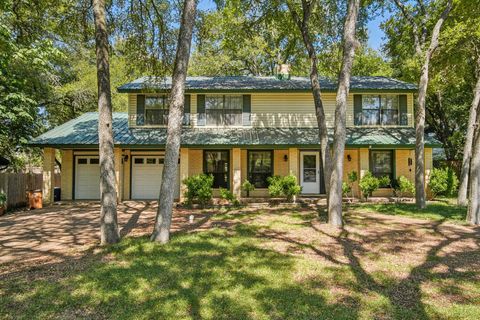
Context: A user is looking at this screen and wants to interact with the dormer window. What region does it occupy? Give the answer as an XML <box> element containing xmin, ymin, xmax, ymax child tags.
<box><xmin>145</xmin><ymin>96</ymin><xmax>168</xmax><ymax>125</ymax></box>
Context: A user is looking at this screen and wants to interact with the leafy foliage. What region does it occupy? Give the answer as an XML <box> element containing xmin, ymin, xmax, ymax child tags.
<box><xmin>241</xmin><ymin>179</ymin><xmax>255</xmax><ymax>197</ymax></box>
<box><xmin>342</xmin><ymin>182</ymin><xmax>351</xmax><ymax>197</ymax></box>
<box><xmin>395</xmin><ymin>176</ymin><xmax>415</xmax><ymax>198</ymax></box>
<box><xmin>267</xmin><ymin>175</ymin><xmax>302</xmax><ymax>202</ymax></box>
<box><xmin>0</xmin><ymin>192</ymin><xmax>6</xmax><ymax>207</ymax></box>
<box><xmin>182</xmin><ymin>174</ymin><xmax>214</xmax><ymax>206</ymax></box>
<box><xmin>219</xmin><ymin>187</ymin><xmax>240</xmax><ymax>206</ymax></box>
<box><xmin>359</xmin><ymin>171</ymin><xmax>387</xmax><ymax>200</ymax></box>
<box><xmin>428</xmin><ymin>167</ymin><xmax>458</xmax><ymax>199</ymax></box>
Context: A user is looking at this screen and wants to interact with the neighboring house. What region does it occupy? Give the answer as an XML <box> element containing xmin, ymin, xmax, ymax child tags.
<box><xmin>31</xmin><ymin>75</ymin><xmax>440</xmax><ymax>203</ymax></box>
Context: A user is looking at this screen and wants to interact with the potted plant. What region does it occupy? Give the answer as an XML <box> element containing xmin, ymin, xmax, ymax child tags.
<box><xmin>0</xmin><ymin>192</ymin><xmax>6</xmax><ymax>215</ymax></box>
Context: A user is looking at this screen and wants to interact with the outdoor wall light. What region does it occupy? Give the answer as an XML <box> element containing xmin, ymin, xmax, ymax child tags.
<box><xmin>284</xmin><ymin>154</ymin><xmax>288</xmax><ymax>162</ymax></box>
<box><xmin>408</xmin><ymin>158</ymin><xmax>413</xmax><ymax>166</ymax></box>
<box><xmin>347</xmin><ymin>154</ymin><xmax>352</xmax><ymax>162</ymax></box>
<box><xmin>123</xmin><ymin>155</ymin><xmax>129</xmax><ymax>162</ymax></box>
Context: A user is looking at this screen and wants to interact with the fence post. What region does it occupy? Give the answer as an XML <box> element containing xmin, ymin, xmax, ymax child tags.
<box><xmin>0</xmin><ymin>173</ymin><xmax>8</xmax><ymax>210</ymax></box>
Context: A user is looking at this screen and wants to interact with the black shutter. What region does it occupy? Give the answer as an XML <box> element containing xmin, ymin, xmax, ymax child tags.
<box><xmin>354</xmin><ymin>94</ymin><xmax>362</xmax><ymax>125</ymax></box>
<box><xmin>242</xmin><ymin>95</ymin><xmax>251</xmax><ymax>126</ymax></box>
<box><xmin>136</xmin><ymin>95</ymin><xmax>145</xmax><ymax>125</ymax></box>
<box><xmin>183</xmin><ymin>94</ymin><xmax>191</xmax><ymax>125</ymax></box>
<box><xmin>197</xmin><ymin>94</ymin><xmax>206</xmax><ymax>126</ymax></box>
<box><xmin>399</xmin><ymin>95</ymin><xmax>408</xmax><ymax>125</ymax></box>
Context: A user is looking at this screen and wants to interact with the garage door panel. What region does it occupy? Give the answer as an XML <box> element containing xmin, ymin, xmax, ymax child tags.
<box><xmin>131</xmin><ymin>156</ymin><xmax>179</xmax><ymax>200</ymax></box>
<box><xmin>75</xmin><ymin>156</ymin><xmax>100</xmax><ymax>200</ymax></box>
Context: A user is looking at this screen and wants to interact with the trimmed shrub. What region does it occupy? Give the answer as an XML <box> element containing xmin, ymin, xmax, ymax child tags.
<box><xmin>342</xmin><ymin>182</ymin><xmax>351</xmax><ymax>197</ymax></box>
<box><xmin>183</xmin><ymin>174</ymin><xmax>213</xmax><ymax>206</ymax></box>
<box><xmin>219</xmin><ymin>188</ymin><xmax>240</xmax><ymax>206</ymax></box>
<box><xmin>358</xmin><ymin>171</ymin><xmax>380</xmax><ymax>200</ymax></box>
<box><xmin>395</xmin><ymin>176</ymin><xmax>415</xmax><ymax>198</ymax></box>
<box><xmin>267</xmin><ymin>176</ymin><xmax>283</xmax><ymax>198</ymax></box>
<box><xmin>267</xmin><ymin>174</ymin><xmax>302</xmax><ymax>202</ymax></box>
<box><xmin>378</xmin><ymin>175</ymin><xmax>392</xmax><ymax>188</ymax></box>
<box><xmin>429</xmin><ymin>167</ymin><xmax>458</xmax><ymax>198</ymax></box>
<box><xmin>346</xmin><ymin>170</ymin><xmax>358</xmax><ymax>198</ymax></box>
<box><xmin>241</xmin><ymin>179</ymin><xmax>255</xmax><ymax>197</ymax></box>
<box><xmin>446</xmin><ymin>167</ymin><xmax>459</xmax><ymax>196</ymax></box>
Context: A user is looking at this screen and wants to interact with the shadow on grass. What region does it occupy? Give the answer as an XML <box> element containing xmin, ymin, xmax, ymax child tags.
<box><xmin>0</xmin><ymin>224</ymin><xmax>359</xmax><ymax>319</ymax></box>
<box><xmin>351</xmin><ymin>202</ymin><xmax>467</xmax><ymax>222</ymax></box>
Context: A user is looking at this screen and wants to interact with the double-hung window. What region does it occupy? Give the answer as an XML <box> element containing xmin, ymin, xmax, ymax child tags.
<box><xmin>248</xmin><ymin>151</ymin><xmax>273</xmax><ymax>188</ymax></box>
<box><xmin>370</xmin><ymin>150</ymin><xmax>394</xmax><ymax>187</ymax></box>
<box><xmin>206</xmin><ymin>95</ymin><xmax>242</xmax><ymax>126</ymax></box>
<box><xmin>145</xmin><ymin>96</ymin><xmax>168</xmax><ymax>125</ymax></box>
<box><xmin>361</xmin><ymin>95</ymin><xmax>399</xmax><ymax>126</ymax></box>
<box><xmin>204</xmin><ymin>150</ymin><xmax>229</xmax><ymax>188</ymax></box>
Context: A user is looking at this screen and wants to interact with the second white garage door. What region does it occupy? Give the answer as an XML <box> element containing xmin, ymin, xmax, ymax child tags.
<box><xmin>131</xmin><ymin>156</ymin><xmax>180</xmax><ymax>200</ymax></box>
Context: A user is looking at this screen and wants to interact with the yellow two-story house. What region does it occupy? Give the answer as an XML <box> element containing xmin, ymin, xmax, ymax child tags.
<box><xmin>31</xmin><ymin>75</ymin><xmax>440</xmax><ymax>202</ymax></box>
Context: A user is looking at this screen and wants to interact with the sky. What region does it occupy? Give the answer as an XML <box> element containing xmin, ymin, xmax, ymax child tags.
<box><xmin>197</xmin><ymin>0</ymin><xmax>388</xmax><ymax>52</ymax></box>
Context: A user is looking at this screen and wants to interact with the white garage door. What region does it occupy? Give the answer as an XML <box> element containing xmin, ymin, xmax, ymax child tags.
<box><xmin>131</xmin><ymin>156</ymin><xmax>180</xmax><ymax>200</ymax></box>
<box><xmin>75</xmin><ymin>156</ymin><xmax>100</xmax><ymax>200</ymax></box>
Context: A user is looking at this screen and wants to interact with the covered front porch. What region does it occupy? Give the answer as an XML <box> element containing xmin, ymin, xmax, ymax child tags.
<box><xmin>40</xmin><ymin>146</ymin><xmax>433</xmax><ymax>203</ymax></box>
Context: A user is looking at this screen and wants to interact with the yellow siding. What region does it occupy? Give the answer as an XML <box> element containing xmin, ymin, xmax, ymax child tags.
<box><xmin>251</xmin><ymin>93</ymin><xmax>340</xmax><ymax>127</ymax></box>
<box><xmin>407</xmin><ymin>94</ymin><xmax>414</xmax><ymax>126</ymax></box>
<box><xmin>343</xmin><ymin>149</ymin><xmax>360</xmax><ymax>197</ymax></box>
<box><xmin>123</xmin><ymin>150</ymin><xmax>131</xmax><ymax>200</ymax></box>
<box><xmin>128</xmin><ymin>94</ymin><xmax>137</xmax><ymax>127</ymax></box>
<box><xmin>60</xmin><ymin>150</ymin><xmax>73</xmax><ymax>200</ymax></box>
<box><xmin>189</xmin><ymin>149</ymin><xmax>203</xmax><ymax>175</ymax></box>
<box><xmin>232</xmin><ymin>148</ymin><xmax>241</xmax><ymax>196</ymax></box>
<box><xmin>425</xmin><ymin>148</ymin><xmax>433</xmax><ymax>184</ymax></box>
<box><xmin>396</xmin><ymin>149</ymin><xmax>415</xmax><ymax>182</ymax></box>
<box><xmin>128</xmin><ymin>92</ymin><xmax>414</xmax><ymax>128</ymax></box>
<box><xmin>359</xmin><ymin>148</ymin><xmax>369</xmax><ymax>178</ymax></box>
<box><xmin>274</xmin><ymin>149</ymin><xmax>289</xmax><ymax>176</ymax></box>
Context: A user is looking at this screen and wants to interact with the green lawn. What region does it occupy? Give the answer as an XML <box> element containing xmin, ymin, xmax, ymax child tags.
<box><xmin>1</xmin><ymin>206</ymin><xmax>479</xmax><ymax>320</ymax></box>
<box><xmin>350</xmin><ymin>199</ymin><xmax>467</xmax><ymax>222</ymax></box>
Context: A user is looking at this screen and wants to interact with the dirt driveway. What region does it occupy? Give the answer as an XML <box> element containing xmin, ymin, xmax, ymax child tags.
<box><xmin>0</xmin><ymin>201</ymin><xmax>211</xmax><ymax>269</ymax></box>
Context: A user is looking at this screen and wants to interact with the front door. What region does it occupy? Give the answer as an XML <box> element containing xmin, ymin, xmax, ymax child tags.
<box><xmin>300</xmin><ymin>151</ymin><xmax>320</xmax><ymax>194</ymax></box>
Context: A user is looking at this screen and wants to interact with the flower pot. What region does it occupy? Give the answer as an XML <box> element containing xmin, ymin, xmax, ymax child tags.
<box><xmin>0</xmin><ymin>206</ymin><xmax>5</xmax><ymax>216</ymax></box>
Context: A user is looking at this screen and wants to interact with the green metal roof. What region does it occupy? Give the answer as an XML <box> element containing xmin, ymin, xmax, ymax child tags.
<box><xmin>117</xmin><ymin>76</ymin><xmax>417</xmax><ymax>93</ymax></box>
<box><xmin>30</xmin><ymin>112</ymin><xmax>441</xmax><ymax>148</ymax></box>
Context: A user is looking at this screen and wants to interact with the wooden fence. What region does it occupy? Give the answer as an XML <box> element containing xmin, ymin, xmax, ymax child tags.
<box><xmin>0</xmin><ymin>172</ymin><xmax>60</xmax><ymax>210</ymax></box>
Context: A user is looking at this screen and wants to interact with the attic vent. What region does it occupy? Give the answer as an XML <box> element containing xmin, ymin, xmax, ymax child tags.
<box><xmin>276</xmin><ymin>64</ymin><xmax>291</xmax><ymax>80</ymax></box>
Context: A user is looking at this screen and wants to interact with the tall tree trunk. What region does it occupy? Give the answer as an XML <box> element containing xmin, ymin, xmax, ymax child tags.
<box><xmin>328</xmin><ymin>0</ymin><xmax>360</xmax><ymax>227</ymax></box>
<box><xmin>93</xmin><ymin>0</ymin><xmax>120</xmax><ymax>245</ymax></box>
<box><xmin>151</xmin><ymin>0</ymin><xmax>197</xmax><ymax>243</ymax></box>
<box><xmin>458</xmin><ymin>62</ymin><xmax>480</xmax><ymax>206</ymax></box>
<box><xmin>287</xmin><ymin>0</ymin><xmax>331</xmax><ymax>195</ymax></box>
<box><xmin>415</xmin><ymin>0</ymin><xmax>452</xmax><ymax>209</ymax></box>
<box><xmin>467</xmin><ymin>110</ymin><xmax>480</xmax><ymax>225</ymax></box>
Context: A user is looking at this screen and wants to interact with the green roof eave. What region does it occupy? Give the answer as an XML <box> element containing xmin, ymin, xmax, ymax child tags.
<box><xmin>117</xmin><ymin>88</ymin><xmax>418</xmax><ymax>94</ymax></box>
<box><xmin>30</xmin><ymin>112</ymin><xmax>441</xmax><ymax>148</ymax></box>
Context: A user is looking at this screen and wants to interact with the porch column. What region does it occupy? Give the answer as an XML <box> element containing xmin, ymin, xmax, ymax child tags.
<box><xmin>179</xmin><ymin>148</ymin><xmax>189</xmax><ymax>202</ymax></box>
<box><xmin>232</xmin><ymin>148</ymin><xmax>241</xmax><ymax>198</ymax></box>
<box><xmin>359</xmin><ymin>148</ymin><xmax>370</xmax><ymax>178</ymax></box>
<box><xmin>42</xmin><ymin>147</ymin><xmax>55</xmax><ymax>205</ymax></box>
<box><xmin>60</xmin><ymin>150</ymin><xmax>73</xmax><ymax>200</ymax></box>
<box><xmin>114</xmin><ymin>148</ymin><xmax>123</xmax><ymax>202</ymax></box>
<box><xmin>425</xmin><ymin>148</ymin><xmax>433</xmax><ymax>185</ymax></box>
<box><xmin>288</xmin><ymin>148</ymin><xmax>299</xmax><ymax>179</ymax></box>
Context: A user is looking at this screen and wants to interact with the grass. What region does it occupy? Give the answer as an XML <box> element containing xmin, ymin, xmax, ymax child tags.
<box><xmin>350</xmin><ymin>199</ymin><xmax>467</xmax><ymax>222</ymax></box>
<box><xmin>1</xmin><ymin>205</ymin><xmax>479</xmax><ymax>319</ymax></box>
